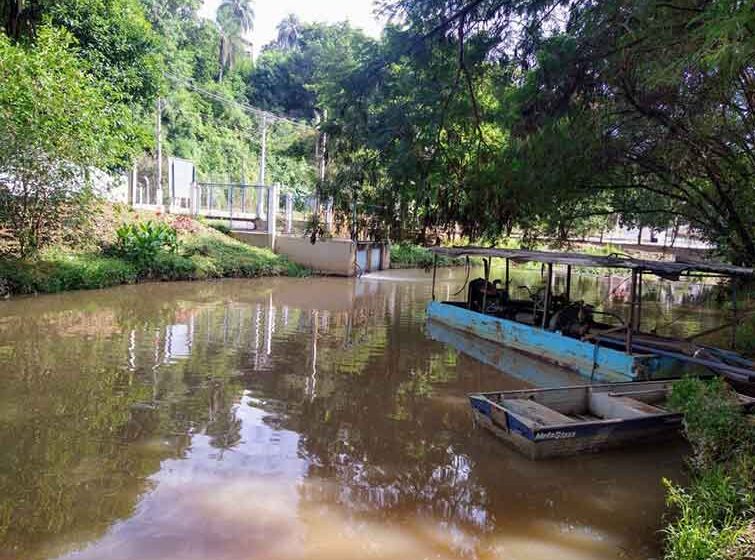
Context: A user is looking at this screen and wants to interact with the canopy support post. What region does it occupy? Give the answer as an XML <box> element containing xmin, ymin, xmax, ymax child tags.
<box><xmin>565</xmin><ymin>265</ymin><xmax>572</xmax><ymax>302</ymax></box>
<box><xmin>731</xmin><ymin>280</ymin><xmax>738</xmax><ymax>349</ymax></box>
<box><xmin>505</xmin><ymin>258</ymin><xmax>510</xmax><ymax>293</ymax></box>
<box><xmin>431</xmin><ymin>254</ymin><xmax>437</xmax><ymax>302</ymax></box>
<box><xmin>482</xmin><ymin>258</ymin><xmax>490</xmax><ymax>313</ymax></box>
<box><xmin>541</xmin><ymin>263</ymin><xmax>553</xmax><ymax>329</ymax></box>
<box><xmin>636</xmin><ymin>271</ymin><xmax>643</xmax><ymax>332</ymax></box>
<box><xmin>626</xmin><ymin>269</ymin><xmax>638</xmax><ymax>354</ymax></box>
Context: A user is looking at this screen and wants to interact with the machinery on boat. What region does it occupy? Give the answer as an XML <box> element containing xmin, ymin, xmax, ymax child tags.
<box><xmin>426</xmin><ymin>246</ymin><xmax>755</xmax><ymax>388</ymax></box>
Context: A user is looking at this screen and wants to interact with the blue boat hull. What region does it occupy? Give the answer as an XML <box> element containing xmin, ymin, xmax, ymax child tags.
<box><xmin>427</xmin><ymin>301</ymin><xmax>683</xmax><ymax>382</ymax></box>
<box><xmin>427</xmin><ymin>320</ymin><xmax>587</xmax><ymax>388</ymax></box>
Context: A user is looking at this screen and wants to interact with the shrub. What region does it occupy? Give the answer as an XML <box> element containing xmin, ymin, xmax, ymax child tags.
<box><xmin>390</xmin><ymin>243</ymin><xmax>463</xmax><ymax>269</ymax></box>
<box><xmin>664</xmin><ymin>377</ymin><xmax>755</xmax><ymax>560</ymax></box>
<box><xmin>205</xmin><ymin>220</ymin><xmax>231</xmax><ymax>235</ymax></box>
<box><xmin>149</xmin><ymin>252</ymin><xmax>198</xmax><ymax>281</ymax></box>
<box><xmin>667</xmin><ymin>377</ymin><xmax>752</xmax><ymax>468</ymax></box>
<box><xmin>0</xmin><ymin>219</ymin><xmax>308</xmax><ymax>296</ymax></box>
<box><xmin>169</xmin><ymin>215</ymin><xmax>201</xmax><ymax>234</ymax></box>
<box><xmin>114</xmin><ymin>221</ymin><xmax>178</xmax><ymax>272</ymax></box>
<box><xmin>0</xmin><ymin>26</ymin><xmax>139</xmax><ymax>257</ymax></box>
<box><xmin>734</xmin><ymin>316</ymin><xmax>755</xmax><ymax>357</ymax></box>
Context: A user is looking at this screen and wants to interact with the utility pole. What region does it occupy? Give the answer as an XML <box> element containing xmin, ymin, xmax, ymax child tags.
<box><xmin>318</xmin><ymin>130</ymin><xmax>327</xmax><ymax>185</ymax></box>
<box><xmin>156</xmin><ymin>97</ymin><xmax>164</xmax><ymax>210</ymax></box>
<box><xmin>257</xmin><ymin>115</ymin><xmax>267</xmax><ymax>219</ymax></box>
<box><xmin>311</xmin><ymin>109</ymin><xmax>327</xmax><ymax>222</ymax></box>
<box><xmin>259</xmin><ymin>115</ymin><xmax>268</xmax><ymax>185</ymax></box>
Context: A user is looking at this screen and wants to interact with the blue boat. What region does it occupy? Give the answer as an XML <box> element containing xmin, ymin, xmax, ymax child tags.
<box><xmin>426</xmin><ymin>320</ymin><xmax>587</xmax><ymax>388</ymax></box>
<box><xmin>426</xmin><ymin>246</ymin><xmax>755</xmax><ymax>387</ymax></box>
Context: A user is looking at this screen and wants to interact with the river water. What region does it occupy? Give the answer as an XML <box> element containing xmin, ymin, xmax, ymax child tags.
<box><xmin>0</xmin><ymin>267</ymin><xmax>727</xmax><ymax>560</ymax></box>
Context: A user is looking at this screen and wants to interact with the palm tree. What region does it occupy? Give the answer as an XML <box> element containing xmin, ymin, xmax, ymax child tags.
<box><xmin>275</xmin><ymin>14</ymin><xmax>300</xmax><ymax>51</ymax></box>
<box><xmin>216</xmin><ymin>0</ymin><xmax>255</xmax><ymax>81</ymax></box>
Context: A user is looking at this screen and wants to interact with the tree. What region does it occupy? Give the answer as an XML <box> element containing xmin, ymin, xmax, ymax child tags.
<box><xmin>275</xmin><ymin>13</ymin><xmax>300</xmax><ymax>51</ymax></box>
<box><xmin>1</xmin><ymin>0</ymin><xmax>36</xmax><ymax>38</ymax></box>
<box><xmin>0</xmin><ymin>26</ymin><xmax>139</xmax><ymax>257</ymax></box>
<box><xmin>216</xmin><ymin>0</ymin><xmax>254</xmax><ymax>81</ymax></box>
<box><xmin>334</xmin><ymin>0</ymin><xmax>754</xmax><ymax>262</ymax></box>
<box><xmin>2</xmin><ymin>0</ymin><xmax>161</xmax><ymax>115</ymax></box>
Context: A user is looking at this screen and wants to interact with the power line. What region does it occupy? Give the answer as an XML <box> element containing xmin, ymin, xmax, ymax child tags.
<box><xmin>164</xmin><ymin>72</ymin><xmax>314</xmax><ymax>131</ymax></box>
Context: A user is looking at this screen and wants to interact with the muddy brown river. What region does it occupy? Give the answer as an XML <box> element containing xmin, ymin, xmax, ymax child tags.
<box><xmin>0</xmin><ymin>267</ymin><xmax>728</xmax><ymax>560</ymax></box>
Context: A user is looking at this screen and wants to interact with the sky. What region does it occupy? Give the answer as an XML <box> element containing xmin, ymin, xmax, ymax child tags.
<box><xmin>199</xmin><ymin>0</ymin><xmax>386</xmax><ymax>55</ymax></box>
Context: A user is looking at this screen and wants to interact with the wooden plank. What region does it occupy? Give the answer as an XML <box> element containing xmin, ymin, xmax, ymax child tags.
<box><xmin>503</xmin><ymin>398</ymin><xmax>577</xmax><ymax>426</ymax></box>
<box><xmin>608</xmin><ymin>388</ymin><xmax>668</xmax><ymax>404</ymax></box>
<box><xmin>589</xmin><ymin>393</ymin><xmax>663</xmax><ymax>419</ymax></box>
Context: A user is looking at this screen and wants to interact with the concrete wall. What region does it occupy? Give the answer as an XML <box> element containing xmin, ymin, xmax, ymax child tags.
<box><xmin>230</xmin><ymin>231</ymin><xmax>275</xmax><ymax>250</ymax></box>
<box><xmin>275</xmin><ymin>236</ymin><xmax>356</xmax><ymax>276</ymax></box>
<box><xmin>231</xmin><ymin>231</ymin><xmax>391</xmax><ymax>277</ymax></box>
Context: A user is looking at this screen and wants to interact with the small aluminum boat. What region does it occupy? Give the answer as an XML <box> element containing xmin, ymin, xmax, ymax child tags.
<box><xmin>469</xmin><ymin>380</ymin><xmax>755</xmax><ymax>459</ymax></box>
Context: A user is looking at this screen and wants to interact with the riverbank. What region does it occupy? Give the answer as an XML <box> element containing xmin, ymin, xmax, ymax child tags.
<box><xmin>665</xmin><ymin>378</ymin><xmax>754</xmax><ymax>560</ymax></box>
<box><xmin>0</xmin><ymin>208</ymin><xmax>306</xmax><ymax>297</ymax></box>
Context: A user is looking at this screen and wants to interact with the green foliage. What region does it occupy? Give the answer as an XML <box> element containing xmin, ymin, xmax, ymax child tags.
<box><xmin>663</xmin><ymin>473</ymin><xmax>751</xmax><ymax>560</ymax></box>
<box><xmin>205</xmin><ymin>220</ymin><xmax>232</xmax><ymax>235</ymax></box>
<box><xmin>0</xmin><ymin>219</ymin><xmax>308</xmax><ymax>296</ymax></box>
<box><xmin>0</xmin><ymin>26</ymin><xmax>140</xmax><ymax>257</ymax></box>
<box><xmin>734</xmin><ymin>316</ymin><xmax>755</xmax><ymax>357</ymax></box>
<box><xmin>180</xmin><ymin>233</ymin><xmax>308</xmax><ymax>277</ymax></box>
<box><xmin>664</xmin><ymin>377</ymin><xmax>755</xmax><ymax>559</ymax></box>
<box><xmin>114</xmin><ymin>221</ymin><xmax>179</xmax><ymax>272</ymax></box>
<box><xmin>42</xmin><ymin>0</ymin><xmax>161</xmax><ymax>117</ymax></box>
<box><xmin>217</xmin><ymin>0</ymin><xmax>254</xmax><ymax>81</ymax></box>
<box><xmin>322</xmin><ymin>1</ymin><xmax>755</xmax><ymax>261</ymax></box>
<box><xmin>389</xmin><ymin>243</ymin><xmax>462</xmax><ymax>269</ymax></box>
<box><xmin>0</xmin><ymin>251</ymin><xmax>139</xmax><ymax>294</ymax></box>
<box><xmin>668</xmin><ymin>377</ymin><xmax>752</xmax><ymax>468</ymax></box>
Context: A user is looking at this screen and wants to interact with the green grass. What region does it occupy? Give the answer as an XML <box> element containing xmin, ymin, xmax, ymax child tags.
<box><xmin>204</xmin><ymin>219</ymin><xmax>231</xmax><ymax>235</ymax></box>
<box><xmin>663</xmin><ymin>378</ymin><xmax>755</xmax><ymax>560</ymax></box>
<box><xmin>178</xmin><ymin>233</ymin><xmax>308</xmax><ymax>278</ymax></box>
<box><xmin>0</xmin><ymin>229</ymin><xmax>308</xmax><ymax>296</ymax></box>
<box><xmin>0</xmin><ymin>250</ymin><xmax>139</xmax><ymax>294</ymax></box>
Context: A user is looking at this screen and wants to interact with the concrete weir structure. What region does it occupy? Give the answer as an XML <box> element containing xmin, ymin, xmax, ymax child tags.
<box><xmin>231</xmin><ymin>232</ymin><xmax>390</xmax><ymax>276</ymax></box>
<box><xmin>130</xmin><ymin>168</ymin><xmax>391</xmax><ymax>277</ymax></box>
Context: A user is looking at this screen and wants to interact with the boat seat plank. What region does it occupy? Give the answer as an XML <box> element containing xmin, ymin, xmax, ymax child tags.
<box><xmin>608</xmin><ymin>389</ymin><xmax>667</xmax><ymax>398</ymax></box>
<box><xmin>503</xmin><ymin>398</ymin><xmax>577</xmax><ymax>426</ymax></box>
<box><xmin>590</xmin><ymin>393</ymin><xmax>664</xmax><ymax>419</ymax></box>
<box><xmin>608</xmin><ymin>389</ymin><xmax>668</xmax><ymax>403</ymax></box>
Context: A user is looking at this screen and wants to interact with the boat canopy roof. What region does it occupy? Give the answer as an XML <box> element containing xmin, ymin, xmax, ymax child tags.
<box><xmin>429</xmin><ymin>246</ymin><xmax>755</xmax><ymax>279</ymax></box>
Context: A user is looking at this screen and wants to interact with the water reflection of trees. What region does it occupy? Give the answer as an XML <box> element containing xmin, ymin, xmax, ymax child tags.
<box><xmin>0</xmin><ymin>276</ymin><xmax>694</xmax><ymax>559</ymax></box>
<box><xmin>205</xmin><ymin>380</ymin><xmax>243</xmax><ymax>456</ymax></box>
<box><xmin>233</xmin><ymin>288</ymin><xmax>498</xmax><ymax>540</ymax></box>
<box><xmin>0</xmin><ymin>286</ymin><xmax>268</xmax><ymax>558</ymax></box>
<box><xmin>0</xmin><ymin>279</ymin><xmax>432</xmax><ymax>558</ymax></box>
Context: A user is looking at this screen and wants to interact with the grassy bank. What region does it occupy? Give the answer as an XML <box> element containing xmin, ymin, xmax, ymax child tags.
<box><xmin>0</xmin><ymin>210</ymin><xmax>307</xmax><ymax>297</ymax></box>
<box><xmin>664</xmin><ymin>378</ymin><xmax>754</xmax><ymax>560</ymax></box>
